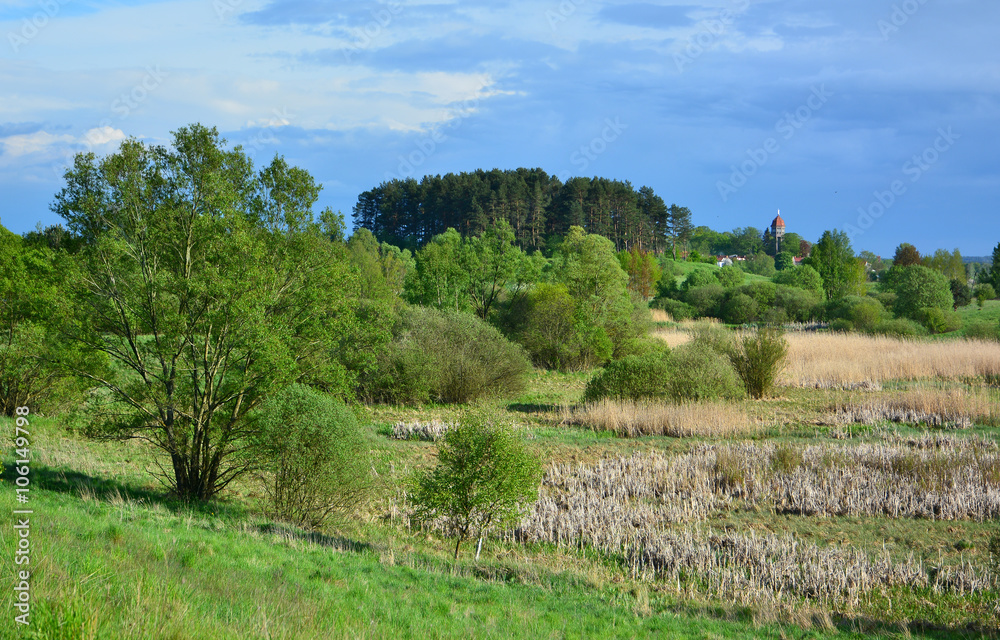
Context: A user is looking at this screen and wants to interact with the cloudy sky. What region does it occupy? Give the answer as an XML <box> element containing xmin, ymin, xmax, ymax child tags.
<box><xmin>2</xmin><ymin>0</ymin><xmax>998</xmax><ymax>256</ymax></box>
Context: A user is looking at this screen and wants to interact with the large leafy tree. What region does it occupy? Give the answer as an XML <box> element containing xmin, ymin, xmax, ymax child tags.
<box><xmin>804</xmin><ymin>230</ymin><xmax>866</xmax><ymax>300</ymax></box>
<box><xmin>892</xmin><ymin>243</ymin><xmax>921</xmax><ymax>267</ymax></box>
<box><xmin>883</xmin><ymin>265</ymin><xmax>954</xmax><ymax>319</ymax></box>
<box><xmin>53</xmin><ymin>124</ymin><xmax>367</xmax><ymax>501</ymax></box>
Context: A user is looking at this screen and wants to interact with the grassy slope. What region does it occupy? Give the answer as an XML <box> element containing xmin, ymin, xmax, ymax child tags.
<box><xmin>3</xmin><ymin>418</ymin><xmax>857</xmax><ymax>640</ymax></box>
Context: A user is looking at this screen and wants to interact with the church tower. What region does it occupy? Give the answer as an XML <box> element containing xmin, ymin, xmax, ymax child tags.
<box><xmin>770</xmin><ymin>211</ymin><xmax>785</xmax><ymax>254</ymax></box>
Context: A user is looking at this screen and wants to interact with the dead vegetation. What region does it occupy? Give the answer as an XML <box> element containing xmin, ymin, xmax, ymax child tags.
<box><xmin>563</xmin><ymin>399</ymin><xmax>762</xmax><ymax>438</ymax></box>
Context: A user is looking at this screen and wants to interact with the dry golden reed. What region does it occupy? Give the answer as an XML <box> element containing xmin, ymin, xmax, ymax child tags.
<box><xmin>564</xmin><ymin>399</ymin><xmax>761</xmax><ymax>438</ymax></box>
<box><xmin>829</xmin><ymin>387</ymin><xmax>1000</xmax><ymax>429</ymax></box>
<box><xmin>781</xmin><ymin>333</ymin><xmax>1000</xmax><ymax>388</ymax></box>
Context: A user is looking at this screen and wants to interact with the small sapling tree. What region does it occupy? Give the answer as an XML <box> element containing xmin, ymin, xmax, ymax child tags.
<box><xmin>410</xmin><ymin>413</ymin><xmax>542</xmax><ymax>560</ymax></box>
<box><xmin>727</xmin><ymin>327</ymin><xmax>789</xmax><ymax>399</ymax></box>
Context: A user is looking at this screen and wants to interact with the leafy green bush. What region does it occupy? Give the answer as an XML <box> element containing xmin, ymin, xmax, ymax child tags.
<box><xmin>721</xmin><ymin>293</ymin><xmax>759</xmax><ymax>325</ymax></box>
<box><xmin>410</xmin><ymin>413</ymin><xmax>541</xmax><ymax>559</ymax></box>
<box><xmin>248</xmin><ymin>384</ymin><xmax>371</xmax><ymax>529</ymax></box>
<box><xmin>727</xmin><ymin>327</ymin><xmax>788</xmax><ymax>399</ymax></box>
<box><xmin>689</xmin><ymin>321</ymin><xmax>735</xmax><ymax>355</ymax></box>
<box><xmin>667</xmin><ymin>342</ymin><xmax>743</xmax><ymax>402</ymax></box>
<box><xmin>916</xmin><ymin>307</ymin><xmax>963</xmax><ymax>334</ymax></box>
<box><xmin>715</xmin><ymin>265</ymin><xmax>745</xmax><ymax>289</ymax></box>
<box><xmin>650</xmin><ymin>297</ymin><xmax>696</xmax><ymax>321</ymax></box>
<box><xmin>869</xmin><ymin>318</ymin><xmax>927</xmax><ymax>339</ymax></box>
<box><xmin>829</xmin><ymin>318</ymin><xmax>853</xmax><ymax>333</ymax></box>
<box><xmin>583</xmin><ymin>351</ymin><xmax>672</xmax><ymax>402</ymax></box>
<box><xmin>974</xmin><ymin>284</ymin><xmax>997</xmax><ymax>308</ymax></box>
<box><xmin>964</xmin><ymin>320</ymin><xmax>1000</xmax><ymax>342</ymax></box>
<box><xmin>738</xmin><ymin>281</ymin><xmax>778</xmax><ymax>309</ymax></box>
<box><xmin>774</xmin><ymin>285</ymin><xmax>821</xmax><ymax>322</ymax></box>
<box><xmin>369</xmin><ymin>306</ymin><xmax>530</xmax><ymax>403</ymax></box>
<box><xmin>884</xmin><ymin>265</ymin><xmax>953</xmax><ymax>319</ymax></box>
<box><xmin>682</xmin><ymin>268</ymin><xmax>719</xmax><ymax>291</ymax></box>
<box><xmin>743</xmin><ymin>252</ymin><xmax>776</xmax><ymax>277</ymax></box>
<box><xmin>772</xmin><ymin>264</ymin><xmax>824</xmax><ymax>297</ymax></box>
<box><xmin>825</xmin><ymin>295</ymin><xmax>886</xmax><ymax>332</ymax></box>
<box><xmin>685</xmin><ymin>284</ymin><xmax>726</xmax><ymax>317</ymax></box>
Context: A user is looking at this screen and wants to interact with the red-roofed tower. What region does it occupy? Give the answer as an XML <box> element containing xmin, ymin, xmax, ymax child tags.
<box><xmin>770</xmin><ymin>211</ymin><xmax>785</xmax><ymax>254</ymax></box>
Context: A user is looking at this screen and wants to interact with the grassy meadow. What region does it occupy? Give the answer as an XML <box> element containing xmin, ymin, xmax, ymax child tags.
<box><xmin>4</xmin><ymin>327</ymin><xmax>1000</xmax><ymax>639</ymax></box>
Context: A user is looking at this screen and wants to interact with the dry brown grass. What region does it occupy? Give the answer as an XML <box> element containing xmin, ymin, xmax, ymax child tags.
<box><xmin>649</xmin><ymin>309</ymin><xmax>672</xmax><ymax>323</ymax></box>
<box><xmin>650</xmin><ymin>326</ymin><xmax>692</xmax><ymax>349</ymax></box>
<box><xmin>564</xmin><ymin>399</ymin><xmax>762</xmax><ymax>438</ymax></box>
<box><xmin>781</xmin><ymin>333</ymin><xmax>1000</xmax><ymax>388</ymax></box>
<box><xmin>828</xmin><ymin>387</ymin><xmax>1000</xmax><ymax>429</ymax></box>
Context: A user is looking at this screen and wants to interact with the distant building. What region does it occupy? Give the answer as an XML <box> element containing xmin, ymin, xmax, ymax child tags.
<box><xmin>770</xmin><ymin>211</ymin><xmax>785</xmax><ymax>254</ymax></box>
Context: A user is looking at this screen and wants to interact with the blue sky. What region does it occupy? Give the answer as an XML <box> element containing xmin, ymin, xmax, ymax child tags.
<box><xmin>2</xmin><ymin>0</ymin><xmax>998</xmax><ymax>256</ymax></box>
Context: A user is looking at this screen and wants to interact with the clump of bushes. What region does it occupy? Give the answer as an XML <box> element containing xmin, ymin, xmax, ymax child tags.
<box><xmin>727</xmin><ymin>327</ymin><xmax>788</xmax><ymax>399</ymax></box>
<box><xmin>583</xmin><ymin>351</ymin><xmax>671</xmax><ymax>403</ymax></box>
<box><xmin>248</xmin><ymin>384</ymin><xmax>371</xmax><ymax>529</ymax></box>
<box><xmin>367</xmin><ymin>306</ymin><xmax>530</xmax><ymax>404</ymax></box>
<box><xmin>965</xmin><ymin>320</ymin><xmax>1000</xmax><ymax>342</ymax></box>
<box><xmin>869</xmin><ymin>317</ymin><xmax>927</xmax><ymax>339</ymax></box>
<box><xmin>668</xmin><ymin>342</ymin><xmax>743</xmax><ymax>402</ymax></box>
<box><xmin>916</xmin><ymin>307</ymin><xmax>963</xmax><ymax>334</ymax></box>
<box><xmin>650</xmin><ymin>297</ymin><xmax>695</xmax><ymax>321</ymax></box>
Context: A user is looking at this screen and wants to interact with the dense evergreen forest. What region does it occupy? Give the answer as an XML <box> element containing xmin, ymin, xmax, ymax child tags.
<box><xmin>351</xmin><ymin>168</ymin><xmax>692</xmax><ymax>253</ymax></box>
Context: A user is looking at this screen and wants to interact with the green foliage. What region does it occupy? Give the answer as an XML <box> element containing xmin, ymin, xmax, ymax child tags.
<box><xmin>727</xmin><ymin>327</ymin><xmax>789</xmax><ymax>399</ymax></box>
<box><xmin>685</xmin><ymin>284</ymin><xmax>726</xmax><ymax>318</ymax></box>
<box><xmin>803</xmin><ymin>230</ymin><xmax>866</xmax><ymax>300</ymax></box>
<box><xmin>689</xmin><ymin>321</ymin><xmax>736</xmax><ymax>355</ymax></box>
<box><xmin>774</xmin><ymin>252</ymin><xmax>796</xmax><ymax>271</ymax></box>
<box><xmin>650</xmin><ymin>297</ymin><xmax>696</xmax><ymax>321</ymax></box>
<box><xmin>681</xmin><ymin>268</ymin><xmax>719</xmax><ymax>291</ymax></box>
<box><xmin>825</xmin><ymin>296</ymin><xmax>887</xmax><ymax>332</ymax></box>
<box><xmin>743</xmin><ymin>252</ymin><xmax>776</xmax><ymax>277</ymax></box>
<box><xmin>666</xmin><ymin>342</ymin><xmax>743</xmax><ymax>402</ymax></box>
<box><xmin>463</xmin><ymin>221</ymin><xmax>534</xmax><ymax>319</ymax></box>
<box><xmin>53</xmin><ymin>125</ymin><xmax>372</xmax><ymax>501</ymax></box>
<box><xmin>772</xmin><ymin>264</ymin><xmax>824</xmax><ymax>297</ymax></box>
<box><xmin>922</xmin><ymin>248</ymin><xmax>966</xmax><ymax>281</ymax></box>
<box><xmin>618</xmin><ymin>247</ymin><xmax>662</xmax><ymax>299</ymax></box>
<box><xmin>517</xmin><ymin>283</ymin><xmax>612</xmax><ymax>371</ymax></box>
<box><xmin>583</xmin><ymin>351</ymin><xmax>672</xmax><ymax>403</ymax></box>
<box><xmin>738</xmin><ymin>281</ymin><xmax>778</xmax><ymax>309</ymax></box>
<box><xmin>964</xmin><ymin>320</ymin><xmax>1000</xmax><ymax>342</ymax></box>
<box><xmin>368</xmin><ymin>306</ymin><xmax>530</xmax><ymax>404</ymax></box>
<box><xmin>247</xmin><ymin>384</ymin><xmax>370</xmax><ymax>529</ymax></box>
<box><xmin>916</xmin><ymin>307</ymin><xmax>963</xmax><ymax>334</ymax></box>
<box><xmin>869</xmin><ymin>318</ymin><xmax>927</xmax><ymax>339</ymax></box>
<box><xmin>410</xmin><ymin>413</ymin><xmax>542</xmax><ymax>559</ymax></box>
<box><xmin>773</xmin><ymin>285</ymin><xmax>822</xmax><ymax>323</ymax></box>
<box><xmin>721</xmin><ymin>293</ymin><xmax>759</xmax><ymax>325</ymax></box>
<box><xmin>884</xmin><ymin>265</ymin><xmax>954</xmax><ymax>319</ymax></box>
<box><xmin>949</xmin><ymin>279</ymin><xmax>972</xmax><ymax>309</ymax></box>
<box><xmin>715</xmin><ymin>265</ymin><xmax>745</xmax><ymax>289</ymax></box>
<box><xmin>974</xmin><ymin>283</ymin><xmax>997</xmax><ymax>309</ymax></box>
<box><xmin>405</xmin><ymin>228</ymin><xmax>470</xmax><ymax>311</ymax></box>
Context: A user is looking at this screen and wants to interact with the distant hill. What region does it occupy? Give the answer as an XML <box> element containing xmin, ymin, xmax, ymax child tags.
<box><xmin>963</xmin><ymin>256</ymin><xmax>991</xmax><ymax>264</ymax></box>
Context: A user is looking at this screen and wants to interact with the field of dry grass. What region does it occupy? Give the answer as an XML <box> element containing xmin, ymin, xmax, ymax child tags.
<box><xmin>563</xmin><ymin>399</ymin><xmax>762</xmax><ymax>438</ymax></box>
<box><xmin>782</xmin><ymin>333</ymin><xmax>1000</xmax><ymax>388</ymax></box>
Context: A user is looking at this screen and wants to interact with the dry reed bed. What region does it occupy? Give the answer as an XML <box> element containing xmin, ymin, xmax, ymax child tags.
<box><xmin>391</xmin><ymin>420</ymin><xmax>454</xmax><ymax>441</ymax></box>
<box><xmin>828</xmin><ymin>388</ymin><xmax>1000</xmax><ymax>429</ymax></box>
<box><xmin>782</xmin><ymin>333</ymin><xmax>1000</xmax><ymax>388</ymax></box>
<box><xmin>500</xmin><ymin>438</ymin><xmax>999</xmax><ymax>604</ymax></box>
<box><xmin>564</xmin><ymin>400</ymin><xmax>762</xmax><ymax>438</ymax></box>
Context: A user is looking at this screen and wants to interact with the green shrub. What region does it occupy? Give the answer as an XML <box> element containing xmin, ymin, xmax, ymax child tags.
<box><xmin>651</xmin><ymin>297</ymin><xmax>696</xmax><ymax>321</ymax></box>
<box><xmin>974</xmin><ymin>284</ymin><xmax>997</xmax><ymax>308</ymax></box>
<box><xmin>916</xmin><ymin>306</ymin><xmax>963</xmax><ymax>334</ymax></box>
<box><xmin>829</xmin><ymin>318</ymin><xmax>854</xmax><ymax>333</ymax></box>
<box><xmin>772</xmin><ymin>264</ymin><xmax>824</xmax><ymax>297</ymax></box>
<box><xmin>667</xmin><ymin>342</ymin><xmax>743</xmax><ymax>402</ymax></box>
<box><xmin>721</xmin><ymin>293</ymin><xmax>759</xmax><ymax>325</ymax></box>
<box><xmin>248</xmin><ymin>384</ymin><xmax>371</xmax><ymax>529</ymax></box>
<box><xmin>774</xmin><ymin>285</ymin><xmax>821</xmax><ymax>322</ymax></box>
<box><xmin>715</xmin><ymin>265</ymin><xmax>745</xmax><ymax>289</ymax></box>
<box><xmin>870</xmin><ymin>317</ymin><xmax>927</xmax><ymax>339</ymax></box>
<box><xmin>964</xmin><ymin>320</ymin><xmax>1000</xmax><ymax>342</ymax></box>
<box><xmin>727</xmin><ymin>327</ymin><xmax>788</xmax><ymax>399</ymax></box>
<box><xmin>743</xmin><ymin>252</ymin><xmax>776</xmax><ymax>277</ymax></box>
<box><xmin>410</xmin><ymin>413</ymin><xmax>541</xmax><ymax>559</ymax></box>
<box><xmin>689</xmin><ymin>321</ymin><xmax>735</xmax><ymax>355</ymax></box>
<box><xmin>583</xmin><ymin>351</ymin><xmax>672</xmax><ymax>402</ymax></box>
<box><xmin>824</xmin><ymin>295</ymin><xmax>886</xmax><ymax>332</ymax></box>
<box><xmin>885</xmin><ymin>265</ymin><xmax>953</xmax><ymax>318</ymax></box>
<box><xmin>761</xmin><ymin>307</ymin><xmax>789</xmax><ymax>326</ymax></box>
<box><xmin>738</xmin><ymin>281</ymin><xmax>778</xmax><ymax>309</ymax></box>
<box><xmin>682</xmin><ymin>268</ymin><xmax>719</xmax><ymax>291</ymax></box>
<box><xmin>370</xmin><ymin>306</ymin><xmax>531</xmax><ymax>403</ymax></box>
<box><xmin>685</xmin><ymin>284</ymin><xmax>726</xmax><ymax>317</ymax></box>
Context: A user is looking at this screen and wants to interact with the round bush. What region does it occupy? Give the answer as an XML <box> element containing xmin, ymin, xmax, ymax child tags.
<box><xmin>666</xmin><ymin>342</ymin><xmax>743</xmax><ymax>402</ymax></box>
<box><xmin>685</xmin><ymin>284</ymin><xmax>726</xmax><ymax>317</ymax></box>
<box><xmin>248</xmin><ymin>384</ymin><xmax>371</xmax><ymax>529</ymax></box>
<box><xmin>372</xmin><ymin>306</ymin><xmax>531</xmax><ymax>403</ymax></box>
<box><xmin>651</xmin><ymin>297</ymin><xmax>696</xmax><ymax>321</ymax></box>
<box><xmin>870</xmin><ymin>318</ymin><xmax>927</xmax><ymax>339</ymax></box>
<box><xmin>722</xmin><ymin>293</ymin><xmax>759</xmax><ymax>325</ymax></box>
<box><xmin>964</xmin><ymin>320</ymin><xmax>1000</xmax><ymax>342</ymax></box>
<box><xmin>583</xmin><ymin>351</ymin><xmax>672</xmax><ymax>402</ymax></box>
<box><xmin>917</xmin><ymin>307</ymin><xmax>962</xmax><ymax>334</ymax></box>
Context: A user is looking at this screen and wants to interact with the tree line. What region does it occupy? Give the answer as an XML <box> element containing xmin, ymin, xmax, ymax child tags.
<box><xmin>351</xmin><ymin>169</ymin><xmax>694</xmax><ymax>255</ymax></box>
